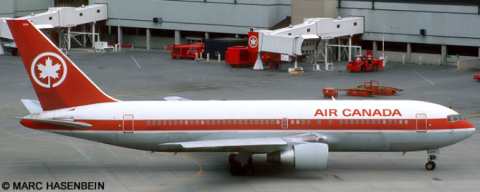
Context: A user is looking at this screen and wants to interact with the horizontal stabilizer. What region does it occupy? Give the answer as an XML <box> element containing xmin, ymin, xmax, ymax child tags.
<box><xmin>22</xmin><ymin>118</ymin><xmax>92</xmax><ymax>129</ymax></box>
<box><xmin>161</xmin><ymin>138</ymin><xmax>287</xmax><ymax>148</ymax></box>
<box><xmin>21</xmin><ymin>99</ymin><xmax>43</xmax><ymax>114</ymax></box>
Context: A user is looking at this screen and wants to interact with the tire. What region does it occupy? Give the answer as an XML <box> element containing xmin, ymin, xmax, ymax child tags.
<box><xmin>373</xmin><ymin>65</ymin><xmax>378</xmax><ymax>71</ymax></box>
<box><xmin>228</xmin><ymin>154</ymin><xmax>237</xmax><ymax>165</ymax></box>
<box><xmin>425</xmin><ymin>161</ymin><xmax>436</xmax><ymax>170</ymax></box>
<box><xmin>361</xmin><ymin>66</ymin><xmax>366</xmax><ymax>72</ymax></box>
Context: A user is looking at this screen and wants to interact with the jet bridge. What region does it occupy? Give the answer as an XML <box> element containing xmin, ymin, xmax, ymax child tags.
<box><xmin>0</xmin><ymin>4</ymin><xmax>107</xmax><ymax>54</ymax></box>
<box><xmin>251</xmin><ymin>17</ymin><xmax>364</xmax><ymax>72</ymax></box>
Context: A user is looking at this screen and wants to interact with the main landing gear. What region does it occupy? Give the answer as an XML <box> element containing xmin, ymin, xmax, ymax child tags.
<box><xmin>425</xmin><ymin>149</ymin><xmax>439</xmax><ymax>171</ymax></box>
<box><xmin>228</xmin><ymin>153</ymin><xmax>254</xmax><ymax>176</ymax></box>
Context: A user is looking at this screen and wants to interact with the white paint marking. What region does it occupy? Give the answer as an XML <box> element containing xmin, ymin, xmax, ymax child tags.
<box><xmin>413</xmin><ymin>70</ymin><xmax>435</xmax><ymax>85</ymax></box>
<box><xmin>131</xmin><ymin>55</ymin><xmax>141</xmax><ymax>68</ymax></box>
<box><xmin>65</xmin><ymin>138</ymin><xmax>92</xmax><ymax>161</ymax></box>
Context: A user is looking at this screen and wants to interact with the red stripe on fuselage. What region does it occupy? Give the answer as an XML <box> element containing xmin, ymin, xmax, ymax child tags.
<box><xmin>20</xmin><ymin>118</ymin><xmax>473</xmax><ymax>131</ymax></box>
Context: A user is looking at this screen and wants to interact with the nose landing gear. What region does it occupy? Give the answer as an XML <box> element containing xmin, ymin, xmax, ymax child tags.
<box><xmin>425</xmin><ymin>149</ymin><xmax>439</xmax><ymax>171</ymax></box>
<box><xmin>228</xmin><ymin>153</ymin><xmax>254</xmax><ymax>176</ymax></box>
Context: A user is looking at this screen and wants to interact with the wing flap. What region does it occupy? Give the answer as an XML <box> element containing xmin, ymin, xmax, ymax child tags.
<box><xmin>162</xmin><ymin>138</ymin><xmax>287</xmax><ymax>148</ymax></box>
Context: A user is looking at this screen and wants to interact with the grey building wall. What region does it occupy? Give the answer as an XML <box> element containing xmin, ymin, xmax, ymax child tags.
<box><xmin>291</xmin><ymin>0</ymin><xmax>337</xmax><ymax>25</ymax></box>
<box><xmin>339</xmin><ymin>1</ymin><xmax>480</xmax><ymax>47</ymax></box>
<box><xmin>0</xmin><ymin>0</ymin><xmax>53</xmax><ymax>18</ymax></box>
<box><xmin>90</xmin><ymin>0</ymin><xmax>291</xmax><ymax>34</ymax></box>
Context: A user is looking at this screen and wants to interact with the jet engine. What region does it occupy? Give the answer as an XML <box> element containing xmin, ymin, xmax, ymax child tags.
<box><xmin>267</xmin><ymin>143</ymin><xmax>329</xmax><ymax>169</ymax></box>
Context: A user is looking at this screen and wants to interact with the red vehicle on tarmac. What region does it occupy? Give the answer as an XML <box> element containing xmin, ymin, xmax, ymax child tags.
<box><xmin>225</xmin><ymin>46</ymin><xmax>254</xmax><ymax>67</ymax></box>
<box><xmin>171</xmin><ymin>43</ymin><xmax>205</xmax><ymax>59</ymax></box>
<box><xmin>474</xmin><ymin>73</ymin><xmax>480</xmax><ymax>81</ymax></box>
<box><xmin>186</xmin><ymin>43</ymin><xmax>205</xmax><ymax>59</ymax></box>
<box><xmin>347</xmin><ymin>55</ymin><xmax>383</xmax><ymax>72</ymax></box>
<box><xmin>170</xmin><ymin>45</ymin><xmax>189</xmax><ymax>59</ymax></box>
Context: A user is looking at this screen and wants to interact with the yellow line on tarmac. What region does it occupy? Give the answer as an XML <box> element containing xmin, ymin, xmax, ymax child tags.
<box><xmin>462</xmin><ymin>114</ymin><xmax>480</xmax><ymax>118</ymax></box>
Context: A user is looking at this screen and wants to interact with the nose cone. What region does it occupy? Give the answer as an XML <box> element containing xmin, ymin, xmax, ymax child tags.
<box><xmin>460</xmin><ymin>119</ymin><xmax>476</xmax><ymax>138</ymax></box>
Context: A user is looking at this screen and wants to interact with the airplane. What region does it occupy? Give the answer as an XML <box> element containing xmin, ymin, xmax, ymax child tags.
<box><xmin>8</xmin><ymin>19</ymin><xmax>475</xmax><ymax>176</ymax></box>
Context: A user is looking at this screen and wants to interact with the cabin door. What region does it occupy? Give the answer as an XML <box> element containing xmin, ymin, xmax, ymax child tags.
<box><xmin>416</xmin><ymin>113</ymin><xmax>427</xmax><ymax>133</ymax></box>
<box><xmin>123</xmin><ymin>114</ymin><xmax>134</xmax><ymax>133</ymax></box>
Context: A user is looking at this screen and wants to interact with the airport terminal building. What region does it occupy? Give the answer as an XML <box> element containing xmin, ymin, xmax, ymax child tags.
<box><xmin>2</xmin><ymin>0</ymin><xmax>480</xmax><ymax>65</ymax></box>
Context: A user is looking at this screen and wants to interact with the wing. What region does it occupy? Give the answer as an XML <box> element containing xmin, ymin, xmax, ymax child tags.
<box><xmin>162</xmin><ymin>138</ymin><xmax>288</xmax><ymax>148</ymax></box>
<box><xmin>163</xmin><ymin>96</ymin><xmax>191</xmax><ymax>101</ymax></box>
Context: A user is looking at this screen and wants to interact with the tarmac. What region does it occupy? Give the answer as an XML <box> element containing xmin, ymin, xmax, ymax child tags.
<box><xmin>0</xmin><ymin>48</ymin><xmax>479</xmax><ymax>192</ymax></box>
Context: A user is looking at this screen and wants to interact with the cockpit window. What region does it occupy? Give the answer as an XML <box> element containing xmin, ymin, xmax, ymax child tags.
<box><xmin>447</xmin><ymin>114</ymin><xmax>463</xmax><ymax>122</ymax></box>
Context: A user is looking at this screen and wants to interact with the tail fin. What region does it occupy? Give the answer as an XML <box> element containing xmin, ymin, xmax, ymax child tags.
<box><xmin>7</xmin><ymin>20</ymin><xmax>118</xmax><ymax>111</ymax></box>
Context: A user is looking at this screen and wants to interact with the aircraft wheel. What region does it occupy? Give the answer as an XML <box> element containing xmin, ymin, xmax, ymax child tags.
<box><xmin>245</xmin><ymin>165</ymin><xmax>255</xmax><ymax>176</ymax></box>
<box><xmin>228</xmin><ymin>154</ymin><xmax>237</xmax><ymax>165</ymax></box>
<box><xmin>425</xmin><ymin>161</ymin><xmax>436</xmax><ymax>170</ymax></box>
<box><xmin>230</xmin><ymin>163</ymin><xmax>242</xmax><ymax>176</ymax></box>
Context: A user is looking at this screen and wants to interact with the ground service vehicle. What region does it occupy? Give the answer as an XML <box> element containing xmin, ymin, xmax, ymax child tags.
<box><xmin>357</xmin><ymin>80</ymin><xmax>404</xmax><ymax>95</ymax></box>
<box><xmin>170</xmin><ymin>45</ymin><xmax>189</xmax><ymax>59</ymax></box>
<box><xmin>186</xmin><ymin>43</ymin><xmax>205</xmax><ymax>59</ymax></box>
<box><xmin>225</xmin><ymin>46</ymin><xmax>254</xmax><ymax>67</ymax></box>
<box><xmin>347</xmin><ymin>55</ymin><xmax>383</xmax><ymax>72</ymax></box>
<box><xmin>474</xmin><ymin>73</ymin><xmax>480</xmax><ymax>81</ymax></box>
<box><xmin>9</xmin><ymin>20</ymin><xmax>476</xmax><ymax>176</ymax></box>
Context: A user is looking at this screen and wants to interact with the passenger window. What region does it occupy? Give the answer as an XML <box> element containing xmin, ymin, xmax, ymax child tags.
<box><xmin>223</xmin><ymin>120</ymin><xmax>226</xmax><ymax>124</ymax></box>
<box><xmin>302</xmin><ymin>120</ymin><xmax>305</xmax><ymax>124</ymax></box>
<box><xmin>399</xmin><ymin>120</ymin><xmax>402</xmax><ymax>124</ymax></box>
<box><xmin>361</xmin><ymin>120</ymin><xmax>364</xmax><ymax>124</ymax></box>
<box><xmin>190</xmin><ymin>120</ymin><xmax>194</xmax><ymax>125</ymax></box>
<box><xmin>272</xmin><ymin>120</ymin><xmax>275</xmax><ymax>124</ymax></box>
<box><xmin>206</xmin><ymin>120</ymin><xmax>209</xmax><ymax>125</ymax></box>
<box><xmin>307</xmin><ymin>120</ymin><xmax>310</xmax><ymax>124</ymax></box>
<box><xmin>245</xmin><ymin>120</ymin><xmax>248</xmax><ymax>124</ymax></box>
<box><xmin>185</xmin><ymin>121</ymin><xmax>188</xmax><ymax>125</ymax></box>
<box><xmin>345</xmin><ymin>120</ymin><xmax>348</xmax><ymax>124</ymax></box>
<box><xmin>383</xmin><ymin>120</ymin><xmax>386</xmax><ymax>124</ymax></box>
<box><xmin>158</xmin><ymin>121</ymin><xmax>162</xmax><ymax>125</ymax></box>
<box><xmin>201</xmin><ymin>120</ymin><xmax>204</xmax><ymax>125</ymax></box>
<box><xmin>394</xmin><ymin>120</ymin><xmax>397</xmax><ymax>124</ymax></box>
<box><xmin>318</xmin><ymin>120</ymin><xmax>321</xmax><ymax>124</ymax></box>
<box><xmin>180</xmin><ymin>121</ymin><xmax>183</xmax><ymax>125</ymax></box>
<box><xmin>329</xmin><ymin>120</ymin><xmax>332</xmax><ymax>124</ymax></box>
<box><xmin>339</xmin><ymin>120</ymin><xmax>343</xmax><ymax>124</ymax></box>
<box><xmin>152</xmin><ymin>121</ymin><xmax>156</xmax><ymax>125</ymax></box>
<box><xmin>366</xmin><ymin>120</ymin><xmax>370</xmax><ymax>124</ymax></box>
<box><xmin>266</xmin><ymin>120</ymin><xmax>269</xmax><ymax>124</ymax></box>
<box><xmin>291</xmin><ymin>120</ymin><xmax>294</xmax><ymax>124</ymax></box>
<box><xmin>255</xmin><ymin>120</ymin><xmax>258</xmax><ymax>124</ymax></box>
<box><xmin>260</xmin><ymin>120</ymin><xmax>263</xmax><ymax>124</ymax></box>
<box><xmin>296</xmin><ymin>120</ymin><xmax>300</xmax><ymax>124</ymax></box>
<box><xmin>372</xmin><ymin>120</ymin><xmax>375</xmax><ymax>124</ymax></box>
<box><xmin>169</xmin><ymin>121</ymin><xmax>172</xmax><ymax>125</ymax></box>
<box><xmin>405</xmin><ymin>120</ymin><xmax>408</xmax><ymax>124</ymax></box>
<box><xmin>356</xmin><ymin>120</ymin><xmax>359</xmax><ymax>124</ymax></box>
<box><xmin>351</xmin><ymin>120</ymin><xmax>354</xmax><ymax>124</ymax></box>
<box><xmin>239</xmin><ymin>120</ymin><xmax>242</xmax><ymax>124</ymax></box>
<box><xmin>388</xmin><ymin>120</ymin><xmax>391</xmax><ymax>124</ymax></box>
<box><xmin>378</xmin><ymin>120</ymin><xmax>381</xmax><ymax>124</ymax></box>
<box><xmin>174</xmin><ymin>121</ymin><xmax>177</xmax><ymax>125</ymax></box>
<box><xmin>147</xmin><ymin>121</ymin><xmax>150</xmax><ymax>125</ymax></box>
<box><xmin>276</xmin><ymin>120</ymin><xmax>280</xmax><ymax>124</ymax></box>
<box><xmin>250</xmin><ymin>120</ymin><xmax>253</xmax><ymax>124</ymax></box>
<box><xmin>228</xmin><ymin>120</ymin><xmax>231</xmax><ymax>124</ymax></box>
<box><xmin>196</xmin><ymin>120</ymin><xmax>199</xmax><ymax>125</ymax></box>
<box><xmin>164</xmin><ymin>121</ymin><xmax>167</xmax><ymax>125</ymax></box>
<box><xmin>233</xmin><ymin>120</ymin><xmax>236</xmax><ymax>124</ymax></box>
<box><xmin>212</xmin><ymin>120</ymin><xmax>215</xmax><ymax>125</ymax></box>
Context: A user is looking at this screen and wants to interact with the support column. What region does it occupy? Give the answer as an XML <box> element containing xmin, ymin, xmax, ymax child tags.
<box><xmin>338</xmin><ymin>38</ymin><xmax>341</xmax><ymax>61</ymax></box>
<box><xmin>372</xmin><ymin>41</ymin><xmax>377</xmax><ymax>58</ymax></box>
<box><xmin>348</xmin><ymin>36</ymin><xmax>352</xmax><ymax>61</ymax></box>
<box><xmin>67</xmin><ymin>27</ymin><xmax>71</xmax><ymax>50</ymax></box>
<box><xmin>92</xmin><ymin>23</ymin><xmax>96</xmax><ymax>48</ymax></box>
<box><xmin>441</xmin><ymin>45</ymin><xmax>447</xmax><ymax>65</ymax></box>
<box><xmin>117</xmin><ymin>26</ymin><xmax>122</xmax><ymax>51</ymax></box>
<box><xmin>146</xmin><ymin>28</ymin><xmax>151</xmax><ymax>50</ymax></box>
<box><xmin>108</xmin><ymin>25</ymin><xmax>111</xmax><ymax>34</ymax></box>
<box><xmin>0</xmin><ymin>39</ymin><xmax>4</xmax><ymax>55</ymax></box>
<box><xmin>81</xmin><ymin>25</ymin><xmax>86</xmax><ymax>47</ymax></box>
<box><xmin>325</xmin><ymin>40</ymin><xmax>329</xmax><ymax>66</ymax></box>
<box><xmin>205</xmin><ymin>32</ymin><xmax>209</xmax><ymax>39</ymax></box>
<box><xmin>174</xmin><ymin>30</ymin><xmax>180</xmax><ymax>45</ymax></box>
<box><xmin>407</xmin><ymin>43</ymin><xmax>411</xmax><ymax>64</ymax></box>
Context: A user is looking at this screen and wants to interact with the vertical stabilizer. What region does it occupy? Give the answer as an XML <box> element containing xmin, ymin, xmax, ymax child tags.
<box><xmin>7</xmin><ymin>20</ymin><xmax>118</xmax><ymax>111</ymax></box>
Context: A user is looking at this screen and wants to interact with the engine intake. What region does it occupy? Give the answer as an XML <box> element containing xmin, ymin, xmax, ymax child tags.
<box><xmin>267</xmin><ymin>143</ymin><xmax>329</xmax><ymax>169</ymax></box>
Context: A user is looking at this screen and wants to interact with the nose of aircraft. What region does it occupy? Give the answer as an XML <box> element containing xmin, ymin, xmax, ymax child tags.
<box><xmin>461</xmin><ymin>119</ymin><xmax>476</xmax><ymax>138</ymax></box>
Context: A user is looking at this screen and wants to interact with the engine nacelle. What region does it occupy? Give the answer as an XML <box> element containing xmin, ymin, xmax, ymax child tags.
<box><xmin>267</xmin><ymin>143</ymin><xmax>329</xmax><ymax>169</ymax></box>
